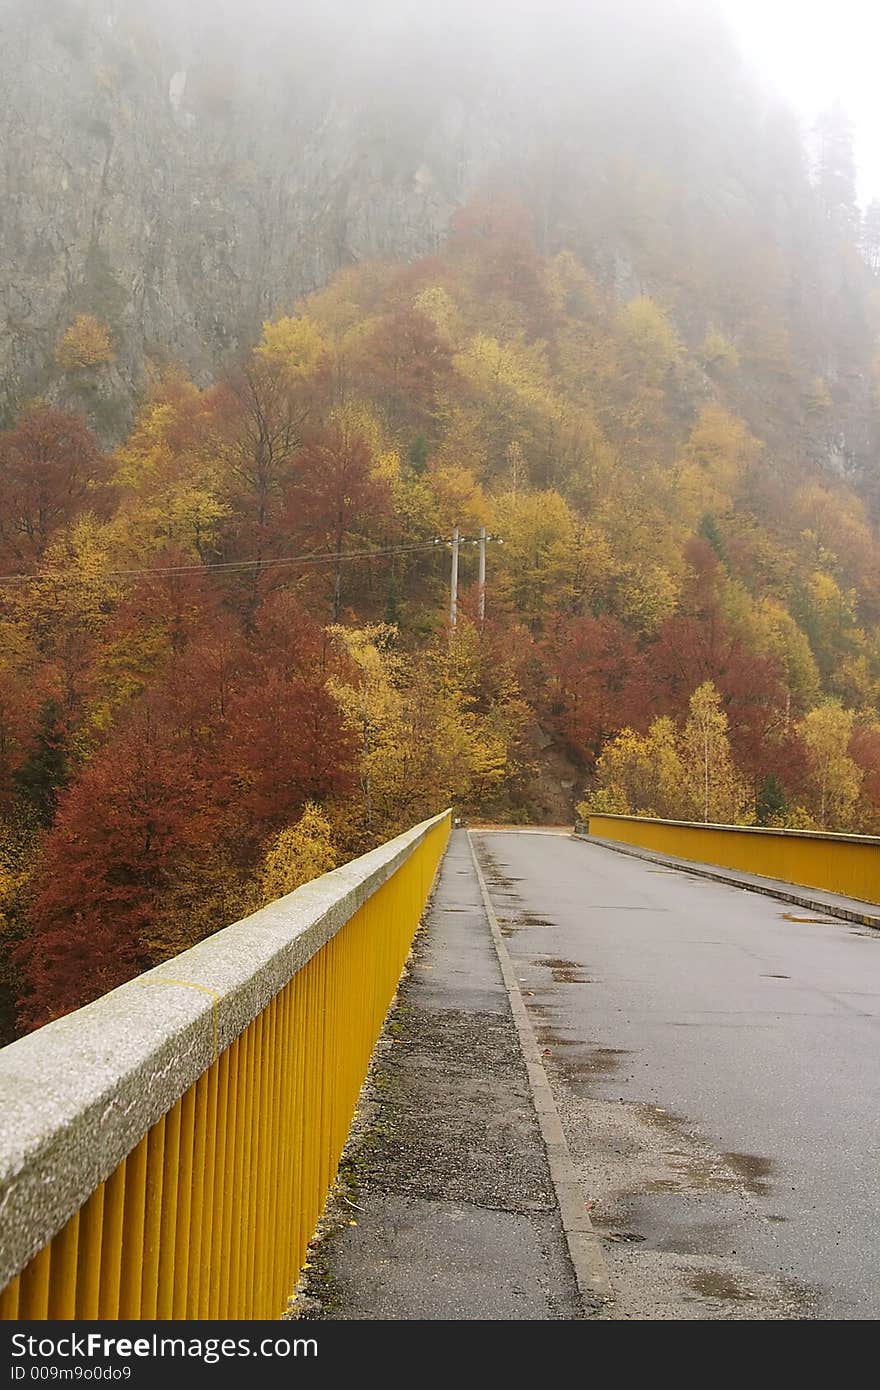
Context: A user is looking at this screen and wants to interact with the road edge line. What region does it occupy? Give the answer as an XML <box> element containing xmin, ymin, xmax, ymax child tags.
<box><xmin>466</xmin><ymin>829</ymin><xmax>614</xmax><ymax>1314</ymax></box>
<box><xmin>572</xmin><ymin>833</ymin><xmax>880</xmax><ymax>931</ymax></box>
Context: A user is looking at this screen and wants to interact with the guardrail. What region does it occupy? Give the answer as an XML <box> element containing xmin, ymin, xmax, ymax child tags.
<box><xmin>0</xmin><ymin>809</ymin><xmax>451</xmax><ymax>1320</ymax></box>
<box><xmin>582</xmin><ymin>812</ymin><xmax>880</xmax><ymax>905</ymax></box>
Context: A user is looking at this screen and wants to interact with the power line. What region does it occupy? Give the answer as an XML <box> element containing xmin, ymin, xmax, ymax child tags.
<box><xmin>0</xmin><ymin>539</ymin><xmax>451</xmax><ymax>588</ymax></box>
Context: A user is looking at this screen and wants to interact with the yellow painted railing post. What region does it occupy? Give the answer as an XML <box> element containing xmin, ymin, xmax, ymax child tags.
<box><xmin>156</xmin><ymin>1099</ymin><xmax>181</xmax><ymax>1320</ymax></box>
<box><xmin>218</xmin><ymin>1038</ymin><xmax>239</xmax><ymax>1319</ymax></box>
<box><xmin>97</xmin><ymin>1160</ymin><xmax>126</xmax><ymax>1320</ymax></box>
<box><xmin>0</xmin><ymin>1277</ymin><xmax>19</xmax><ymax>1320</ymax></box>
<box><xmin>75</xmin><ymin>1184</ymin><xmax>104</xmax><ymax>1319</ymax></box>
<box><xmin>141</xmin><ymin>1116</ymin><xmax>165</xmax><ymax>1320</ymax></box>
<box><xmin>199</xmin><ymin>1059</ymin><xmax>220</xmax><ymax>1320</ymax></box>
<box><xmin>210</xmin><ymin>1045</ymin><xmax>231</xmax><ymax>1319</ymax></box>
<box><xmin>18</xmin><ymin>1244</ymin><xmax>50</xmax><ymax>1319</ymax></box>
<box><xmin>118</xmin><ymin>1136</ymin><xmax>148</xmax><ymax>1319</ymax></box>
<box><xmin>47</xmin><ymin>1211</ymin><xmax>78</xmax><ymax>1319</ymax></box>
<box><xmin>172</xmin><ymin>1087</ymin><xmax>196</xmax><ymax>1319</ymax></box>
<box><xmin>186</xmin><ymin>1072</ymin><xmax>210</xmax><ymax>1319</ymax></box>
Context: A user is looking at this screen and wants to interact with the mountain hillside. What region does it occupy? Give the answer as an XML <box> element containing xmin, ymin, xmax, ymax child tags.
<box><xmin>3</xmin><ymin>2</ymin><xmax>878</xmax><ymax>484</ymax></box>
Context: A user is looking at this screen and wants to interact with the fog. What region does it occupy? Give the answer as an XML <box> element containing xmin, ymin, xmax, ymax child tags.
<box><xmin>63</xmin><ymin>0</ymin><xmax>875</xmax><ymax>196</ymax></box>
<box><xmin>720</xmin><ymin>0</ymin><xmax>880</xmax><ymax>200</ymax></box>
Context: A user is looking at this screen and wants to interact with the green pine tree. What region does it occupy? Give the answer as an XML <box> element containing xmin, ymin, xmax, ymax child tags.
<box><xmin>755</xmin><ymin>773</ymin><xmax>788</xmax><ymax>826</ymax></box>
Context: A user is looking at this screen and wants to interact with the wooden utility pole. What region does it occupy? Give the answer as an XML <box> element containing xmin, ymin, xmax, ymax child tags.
<box><xmin>449</xmin><ymin>525</ymin><xmax>460</xmax><ymax>629</ymax></box>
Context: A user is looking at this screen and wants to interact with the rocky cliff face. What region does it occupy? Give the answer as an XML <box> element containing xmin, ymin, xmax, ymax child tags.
<box><xmin>2</xmin><ymin>0</ymin><xmax>878</xmax><ymax>484</ymax></box>
<box><xmin>1</xmin><ymin>0</ymin><xmax>533</xmax><ymax>425</ymax></box>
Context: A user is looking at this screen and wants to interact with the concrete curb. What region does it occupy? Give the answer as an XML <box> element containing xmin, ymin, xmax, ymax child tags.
<box><xmin>466</xmin><ymin>831</ymin><xmax>614</xmax><ymax>1314</ymax></box>
<box><xmin>573</xmin><ymin>832</ymin><xmax>880</xmax><ymax>930</ymax></box>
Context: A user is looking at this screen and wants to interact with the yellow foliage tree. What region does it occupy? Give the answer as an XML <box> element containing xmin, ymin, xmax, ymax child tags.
<box><xmin>680</xmin><ymin>681</ymin><xmax>752</xmax><ymax>824</ymax></box>
<box><xmin>7</xmin><ymin>517</ymin><xmax>123</xmax><ymax>759</ymax></box>
<box><xmin>328</xmin><ymin>623</ymin><xmax>521</xmax><ymax>849</ymax></box>
<box><xmin>544</xmin><ymin>250</ymin><xmax>601</xmax><ymax>319</ymax></box>
<box><xmin>56</xmin><ymin>315</ymin><xmax>114</xmax><ymax>370</ymax></box>
<box><xmin>794</xmin><ymin>483</ymin><xmax>872</xmax><ymax>590</ymax></box>
<box><xmin>755</xmin><ymin>599</ymin><xmax>821</xmax><ymax>713</ymax></box>
<box><xmin>257</xmin><ymin>314</ymin><xmax>329</xmax><ymax>377</ymax></box>
<box><xmin>114</xmin><ymin>372</ymin><xmax>207</xmax><ymax>485</ymax></box>
<box><xmin>454</xmin><ymin>333</ymin><xmax>552</xmax><ymax>406</ymax></box>
<box><xmin>427</xmin><ymin>462</ymin><xmax>489</xmax><ymax>533</ymax></box>
<box><xmin>593</xmin><ymin>464</ymin><xmax>683</xmax><ymax>580</ymax></box>
<box><xmin>585</xmin><ymin>716</ymin><xmax>686</xmax><ymax>820</ymax></box>
<box><xmin>113</xmin><ymin>373</ymin><xmax>229</xmax><ymax>560</ymax></box>
<box><xmin>617</xmin><ymin>295</ymin><xmax>682</xmax><ymax>386</ymax></box>
<box><xmin>491</xmin><ymin>489</ymin><xmax>582</xmax><ymax>626</ymax></box>
<box><xmin>616</xmin><ymin>562</ymin><xmax>680</xmax><ymax>635</ymax></box>
<box><xmin>700</xmin><ymin>327</ymin><xmax>739</xmax><ymax>371</ymax></box>
<box><xmin>798</xmin><ymin>570</ymin><xmax>865</xmax><ymax>691</ymax></box>
<box><xmin>676</xmin><ymin>406</ymin><xmax>760</xmax><ymax>528</ymax></box>
<box><xmin>259</xmin><ymin>803</ymin><xmax>338</xmax><ymax>904</ymax></box>
<box><xmin>414</xmin><ymin>286</ymin><xmax>462</xmax><ymax>344</ymax></box>
<box><xmin>451</xmin><ymin>332</ymin><xmax>557</xmax><ymax>473</ymax></box>
<box><xmin>585</xmin><ymin>684</ymin><xmax>751</xmax><ymax>826</ymax></box>
<box><xmin>798</xmin><ymin>702</ymin><xmax>862</xmax><ymax>829</ymax></box>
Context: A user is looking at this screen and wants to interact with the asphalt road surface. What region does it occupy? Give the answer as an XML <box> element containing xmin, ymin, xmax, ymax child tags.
<box><xmin>473</xmin><ymin>831</ymin><xmax>880</xmax><ymax>1320</ymax></box>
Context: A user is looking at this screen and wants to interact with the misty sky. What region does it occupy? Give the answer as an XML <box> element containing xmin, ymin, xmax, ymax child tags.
<box><xmin>719</xmin><ymin>0</ymin><xmax>880</xmax><ymax>203</ymax></box>
<box><xmin>209</xmin><ymin>0</ymin><xmax>880</xmax><ymax>204</ymax></box>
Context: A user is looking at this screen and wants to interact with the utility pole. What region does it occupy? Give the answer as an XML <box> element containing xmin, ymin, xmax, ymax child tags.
<box><xmin>446</xmin><ymin>526</ymin><xmax>500</xmax><ymax>632</ymax></box>
<box><xmin>449</xmin><ymin>525</ymin><xmax>460</xmax><ymax>629</ymax></box>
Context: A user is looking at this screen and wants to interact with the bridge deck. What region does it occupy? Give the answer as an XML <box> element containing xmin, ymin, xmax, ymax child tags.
<box><xmin>299</xmin><ymin>828</ymin><xmax>880</xmax><ymax>1321</ymax></box>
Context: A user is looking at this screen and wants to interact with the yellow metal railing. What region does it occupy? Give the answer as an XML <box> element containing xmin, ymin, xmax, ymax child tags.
<box><xmin>0</xmin><ymin>810</ymin><xmax>451</xmax><ymax>1320</ymax></box>
<box><xmin>585</xmin><ymin>813</ymin><xmax>880</xmax><ymax>905</ymax></box>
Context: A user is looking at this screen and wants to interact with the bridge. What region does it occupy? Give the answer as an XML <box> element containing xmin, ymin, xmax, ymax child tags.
<box><xmin>1</xmin><ymin>811</ymin><xmax>878</xmax><ymax>1320</ymax></box>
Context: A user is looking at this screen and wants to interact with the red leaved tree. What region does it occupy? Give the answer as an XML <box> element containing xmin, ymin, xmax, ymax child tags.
<box><xmin>355</xmin><ymin>306</ymin><xmax>454</xmax><ymax>434</ymax></box>
<box><xmin>285</xmin><ymin>426</ymin><xmax>395</xmax><ymax>619</ymax></box>
<box><xmin>543</xmin><ymin>615</ymin><xmax>648</xmax><ymax>765</ymax></box>
<box><xmin>18</xmin><ymin>699</ymin><xmax>209</xmax><ymax>1028</ymax></box>
<box><xmin>0</xmin><ymin>407</ymin><xmax>108</xmax><ymax>567</ymax></box>
<box><xmin>220</xmin><ymin>591</ymin><xmax>356</xmax><ymax>851</ymax></box>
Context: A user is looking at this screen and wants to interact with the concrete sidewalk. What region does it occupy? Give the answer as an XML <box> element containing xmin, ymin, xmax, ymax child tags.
<box><xmin>290</xmin><ymin>831</ymin><xmax>584</xmax><ymax>1321</ymax></box>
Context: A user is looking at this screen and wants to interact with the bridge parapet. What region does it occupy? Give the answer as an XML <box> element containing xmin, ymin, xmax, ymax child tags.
<box><xmin>583</xmin><ymin>813</ymin><xmax>880</xmax><ymax>906</ymax></box>
<box><xmin>0</xmin><ymin>810</ymin><xmax>451</xmax><ymax>1319</ymax></box>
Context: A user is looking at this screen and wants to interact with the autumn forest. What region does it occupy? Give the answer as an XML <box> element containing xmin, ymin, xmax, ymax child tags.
<box><xmin>3</xmin><ymin>2</ymin><xmax>880</xmax><ymax>1038</ymax></box>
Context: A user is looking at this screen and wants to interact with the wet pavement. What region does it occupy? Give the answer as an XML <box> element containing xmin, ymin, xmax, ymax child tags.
<box><xmin>289</xmin><ymin>831</ymin><xmax>582</xmax><ymax>1321</ymax></box>
<box><xmin>473</xmin><ymin>831</ymin><xmax>880</xmax><ymax>1320</ymax></box>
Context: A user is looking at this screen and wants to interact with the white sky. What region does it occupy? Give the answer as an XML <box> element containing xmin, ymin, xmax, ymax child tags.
<box><xmin>718</xmin><ymin>0</ymin><xmax>880</xmax><ymax>203</ymax></box>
